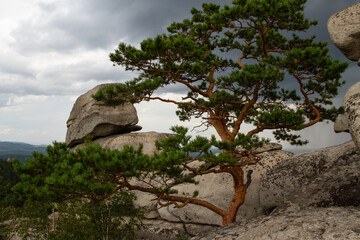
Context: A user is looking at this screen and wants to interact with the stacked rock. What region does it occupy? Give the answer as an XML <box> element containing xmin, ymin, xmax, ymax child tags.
<box><xmin>66</xmin><ymin>84</ymin><xmax>171</xmax><ymax>154</ymax></box>
<box><xmin>328</xmin><ymin>3</ymin><xmax>360</xmax><ymax>66</ymax></box>
<box><xmin>328</xmin><ymin>3</ymin><xmax>360</xmax><ymax>152</ymax></box>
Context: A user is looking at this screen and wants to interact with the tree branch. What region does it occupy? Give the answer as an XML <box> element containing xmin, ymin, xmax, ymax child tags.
<box><xmin>232</xmin><ymin>81</ymin><xmax>262</xmax><ymax>138</ymax></box>
<box><xmin>294</xmin><ymin>75</ymin><xmax>321</xmax><ymax>128</ymax></box>
<box><xmin>119</xmin><ymin>178</ymin><xmax>227</xmax><ymax>217</ymax></box>
<box><xmin>246</xmin><ymin>124</ymin><xmax>290</xmax><ymax>136</ymax></box>
<box><xmin>132</xmin><ymin>95</ymin><xmax>211</xmax><ymax>112</ymax></box>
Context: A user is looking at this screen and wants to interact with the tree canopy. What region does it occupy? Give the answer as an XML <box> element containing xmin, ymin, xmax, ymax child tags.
<box><xmin>94</xmin><ymin>0</ymin><xmax>348</xmax><ymax>145</ymax></box>
<box><xmin>1</xmin><ymin>144</ymin><xmax>144</xmax><ymax>240</ymax></box>
<box><xmin>0</xmin><ymin>159</ymin><xmax>22</xmax><ymax>211</ymax></box>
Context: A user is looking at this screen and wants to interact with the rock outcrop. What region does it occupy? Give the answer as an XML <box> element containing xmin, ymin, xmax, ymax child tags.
<box><xmin>328</xmin><ymin>3</ymin><xmax>360</xmax><ymax>151</ymax></box>
<box><xmin>156</xmin><ymin>140</ymin><xmax>360</xmax><ymax>228</ymax></box>
<box><xmin>66</xmin><ymin>84</ymin><xmax>174</xmax><ymax>226</ymax></box>
<box><xmin>191</xmin><ymin>207</ymin><xmax>360</xmax><ymax>240</ymax></box>
<box><xmin>328</xmin><ymin>3</ymin><xmax>360</xmax><ymax>65</ymax></box>
<box><xmin>332</xmin><ymin>83</ymin><xmax>360</xmax><ymax>153</ymax></box>
<box><xmin>72</xmin><ymin>131</ymin><xmax>172</xmax><ymax>155</ymax></box>
<box><xmin>261</xmin><ymin>141</ymin><xmax>360</xmax><ymax>210</ymax></box>
<box><xmin>344</xmin><ymin>82</ymin><xmax>360</xmax><ymax>152</ymax></box>
<box><xmin>66</xmin><ymin>84</ymin><xmax>141</xmax><ymax>148</ymax></box>
<box><xmin>334</xmin><ymin>114</ymin><xmax>349</xmax><ymax>133</ymax></box>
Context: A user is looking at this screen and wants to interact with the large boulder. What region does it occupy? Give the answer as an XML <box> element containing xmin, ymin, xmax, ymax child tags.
<box><xmin>261</xmin><ymin>141</ymin><xmax>360</xmax><ymax>211</ymax></box>
<box><xmin>344</xmin><ymin>81</ymin><xmax>360</xmax><ymax>152</ymax></box>
<box><xmin>66</xmin><ymin>84</ymin><xmax>141</xmax><ymax>148</ymax></box>
<box><xmin>334</xmin><ymin>114</ymin><xmax>349</xmax><ymax>133</ymax></box>
<box><xmin>158</xmin><ymin>148</ymin><xmax>294</xmax><ymax>226</ymax></box>
<box><xmin>327</xmin><ymin>3</ymin><xmax>360</xmax><ymax>65</ymax></box>
<box><xmin>191</xmin><ymin>207</ymin><xmax>360</xmax><ymax>240</ymax></box>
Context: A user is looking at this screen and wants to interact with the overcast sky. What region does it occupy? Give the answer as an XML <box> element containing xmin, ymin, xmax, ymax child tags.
<box><xmin>0</xmin><ymin>0</ymin><xmax>359</xmax><ymax>152</ymax></box>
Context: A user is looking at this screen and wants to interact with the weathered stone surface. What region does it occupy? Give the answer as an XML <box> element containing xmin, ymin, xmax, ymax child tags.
<box><xmin>328</xmin><ymin>3</ymin><xmax>360</xmax><ymax>64</ymax></box>
<box><xmin>261</xmin><ymin>141</ymin><xmax>360</xmax><ymax>211</ymax></box>
<box><xmin>66</xmin><ymin>84</ymin><xmax>141</xmax><ymax>147</ymax></box>
<box><xmin>191</xmin><ymin>207</ymin><xmax>360</xmax><ymax>240</ymax></box>
<box><xmin>137</xmin><ymin>219</ymin><xmax>218</xmax><ymax>240</ymax></box>
<box><xmin>334</xmin><ymin>114</ymin><xmax>350</xmax><ymax>133</ymax></box>
<box><xmin>236</xmin><ymin>142</ymin><xmax>282</xmax><ymax>154</ymax></box>
<box><xmin>73</xmin><ymin>131</ymin><xmax>172</xmax><ymax>155</ymax></box>
<box><xmin>130</xmin><ymin>178</ymin><xmax>161</xmax><ymax>220</ymax></box>
<box><xmin>344</xmin><ymin>81</ymin><xmax>360</xmax><ymax>151</ymax></box>
<box><xmin>158</xmin><ymin>150</ymin><xmax>294</xmax><ymax>226</ymax></box>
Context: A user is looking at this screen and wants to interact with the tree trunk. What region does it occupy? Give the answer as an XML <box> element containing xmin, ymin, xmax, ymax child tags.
<box><xmin>208</xmin><ymin>118</ymin><xmax>234</xmax><ymax>142</ymax></box>
<box><xmin>221</xmin><ymin>165</ymin><xmax>246</xmax><ymax>225</ymax></box>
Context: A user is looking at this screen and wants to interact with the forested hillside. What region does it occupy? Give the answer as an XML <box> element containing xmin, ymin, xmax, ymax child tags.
<box><xmin>0</xmin><ymin>142</ymin><xmax>46</xmax><ymax>163</ymax></box>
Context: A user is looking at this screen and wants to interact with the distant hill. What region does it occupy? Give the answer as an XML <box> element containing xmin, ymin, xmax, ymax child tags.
<box><xmin>0</xmin><ymin>141</ymin><xmax>47</xmax><ymax>163</ymax></box>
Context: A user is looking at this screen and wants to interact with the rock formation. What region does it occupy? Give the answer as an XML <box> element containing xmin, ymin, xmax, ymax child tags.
<box><xmin>261</xmin><ymin>141</ymin><xmax>360</xmax><ymax>210</ymax></box>
<box><xmin>328</xmin><ymin>3</ymin><xmax>360</xmax><ymax>152</ymax></box>
<box><xmin>143</xmin><ymin>142</ymin><xmax>360</xmax><ymax>239</ymax></box>
<box><xmin>66</xmin><ymin>84</ymin><xmax>173</xmax><ymax>231</ymax></box>
<box><xmin>328</xmin><ymin>2</ymin><xmax>360</xmax><ymax>66</ymax></box>
<box><xmin>334</xmin><ymin>114</ymin><xmax>349</xmax><ymax>133</ymax></box>
<box><xmin>66</xmin><ymin>84</ymin><xmax>142</xmax><ymax>148</ymax></box>
<box><xmin>72</xmin><ymin>131</ymin><xmax>172</xmax><ymax>155</ymax></box>
<box><xmin>191</xmin><ymin>207</ymin><xmax>360</xmax><ymax>240</ymax></box>
<box><xmin>344</xmin><ymin>82</ymin><xmax>360</xmax><ymax>152</ymax></box>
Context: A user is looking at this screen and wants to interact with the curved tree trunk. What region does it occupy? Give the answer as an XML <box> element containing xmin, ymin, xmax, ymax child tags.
<box><xmin>122</xmin><ymin>159</ymin><xmax>247</xmax><ymax>226</ymax></box>
<box><xmin>208</xmin><ymin>118</ymin><xmax>234</xmax><ymax>142</ymax></box>
<box><xmin>222</xmin><ymin>165</ymin><xmax>246</xmax><ymax>225</ymax></box>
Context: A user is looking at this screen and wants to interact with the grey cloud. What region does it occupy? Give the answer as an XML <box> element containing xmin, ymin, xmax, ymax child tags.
<box><xmin>0</xmin><ymin>59</ymin><xmax>136</xmax><ymax>96</ymax></box>
<box><xmin>0</xmin><ymin>53</ymin><xmax>35</xmax><ymax>78</ymax></box>
<box><xmin>10</xmin><ymin>0</ymin><xmax>233</xmax><ymax>54</ymax></box>
<box><xmin>6</xmin><ymin>0</ymin><xmax>360</xmax><ymax>97</ymax></box>
<box><xmin>9</xmin><ymin>0</ymin><xmax>359</xmax><ymax>53</ymax></box>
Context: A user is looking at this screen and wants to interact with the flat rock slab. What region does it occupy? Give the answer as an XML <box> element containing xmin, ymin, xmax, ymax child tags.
<box><xmin>191</xmin><ymin>207</ymin><xmax>360</xmax><ymax>240</ymax></box>
<box><xmin>72</xmin><ymin>131</ymin><xmax>172</xmax><ymax>155</ymax></box>
<box><xmin>66</xmin><ymin>84</ymin><xmax>141</xmax><ymax>148</ymax></box>
<box><xmin>328</xmin><ymin>3</ymin><xmax>360</xmax><ymax>64</ymax></box>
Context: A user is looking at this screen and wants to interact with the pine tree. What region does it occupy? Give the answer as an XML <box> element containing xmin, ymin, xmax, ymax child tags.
<box><xmin>91</xmin><ymin>0</ymin><xmax>347</xmax><ymax>224</ymax></box>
